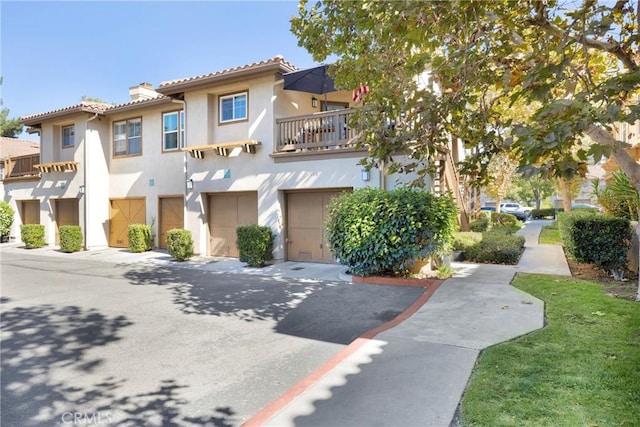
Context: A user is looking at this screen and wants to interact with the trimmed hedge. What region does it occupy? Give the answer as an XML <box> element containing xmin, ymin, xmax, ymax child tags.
<box><xmin>531</xmin><ymin>208</ymin><xmax>560</xmax><ymax>219</ymax></box>
<box><xmin>469</xmin><ymin>217</ymin><xmax>490</xmax><ymax>232</ymax></box>
<box><xmin>491</xmin><ymin>212</ymin><xmax>523</xmax><ymax>233</ymax></box>
<box><xmin>465</xmin><ymin>231</ymin><xmax>525</xmax><ymax>265</ymax></box>
<box><xmin>21</xmin><ymin>224</ymin><xmax>45</xmax><ymax>249</ymax></box>
<box><xmin>560</xmin><ymin>214</ymin><xmax>631</xmax><ymax>279</ymax></box>
<box><xmin>128</xmin><ymin>224</ymin><xmax>153</xmax><ymax>253</ymax></box>
<box><xmin>236</xmin><ymin>224</ymin><xmax>274</xmax><ymax>267</ymax></box>
<box><xmin>59</xmin><ymin>225</ymin><xmax>83</xmax><ymax>253</ymax></box>
<box><xmin>166</xmin><ymin>229</ymin><xmax>194</xmax><ymax>261</ymax></box>
<box><xmin>452</xmin><ymin>231</ymin><xmax>483</xmax><ymax>251</ymax></box>
<box><xmin>325</xmin><ymin>188</ymin><xmax>457</xmax><ymax>276</ymax></box>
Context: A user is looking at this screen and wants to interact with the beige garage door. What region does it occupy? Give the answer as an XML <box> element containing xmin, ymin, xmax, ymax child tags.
<box><xmin>55</xmin><ymin>199</ymin><xmax>79</xmax><ymax>244</ymax></box>
<box><xmin>21</xmin><ymin>200</ymin><xmax>40</xmax><ymax>225</ymax></box>
<box><xmin>286</xmin><ymin>190</ymin><xmax>345</xmax><ymax>263</ymax></box>
<box><xmin>209</xmin><ymin>192</ymin><xmax>258</xmax><ymax>257</ymax></box>
<box><xmin>159</xmin><ymin>196</ymin><xmax>184</xmax><ymax>249</ymax></box>
<box><xmin>109</xmin><ymin>198</ymin><xmax>146</xmax><ymax>248</ymax></box>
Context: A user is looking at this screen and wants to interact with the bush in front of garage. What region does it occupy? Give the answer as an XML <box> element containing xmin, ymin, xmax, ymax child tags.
<box><xmin>166</xmin><ymin>229</ymin><xmax>194</xmax><ymax>261</ymax></box>
<box><xmin>59</xmin><ymin>225</ymin><xmax>83</xmax><ymax>253</ymax></box>
<box><xmin>0</xmin><ymin>201</ymin><xmax>15</xmax><ymax>241</ymax></box>
<box><xmin>491</xmin><ymin>212</ymin><xmax>523</xmax><ymax>233</ymax></box>
<box><xmin>21</xmin><ymin>224</ymin><xmax>45</xmax><ymax>249</ymax></box>
<box><xmin>325</xmin><ymin>187</ymin><xmax>457</xmax><ymax>277</ymax></box>
<box><xmin>128</xmin><ymin>224</ymin><xmax>153</xmax><ymax>253</ymax></box>
<box><xmin>236</xmin><ymin>224</ymin><xmax>274</xmax><ymax>267</ymax></box>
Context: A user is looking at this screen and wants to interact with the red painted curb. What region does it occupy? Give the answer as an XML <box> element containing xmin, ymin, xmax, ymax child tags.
<box><xmin>352</xmin><ymin>275</ymin><xmax>444</xmax><ymax>288</ymax></box>
<box><xmin>242</xmin><ymin>280</ymin><xmax>443</xmax><ymax>427</ymax></box>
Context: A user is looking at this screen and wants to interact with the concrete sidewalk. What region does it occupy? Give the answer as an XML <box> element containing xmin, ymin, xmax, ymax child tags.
<box><xmin>248</xmin><ymin>220</ymin><xmax>571</xmax><ymax>427</ymax></box>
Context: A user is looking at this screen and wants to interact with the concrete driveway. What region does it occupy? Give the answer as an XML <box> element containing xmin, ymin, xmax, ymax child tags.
<box><xmin>0</xmin><ymin>250</ymin><xmax>424</xmax><ymax>426</ymax></box>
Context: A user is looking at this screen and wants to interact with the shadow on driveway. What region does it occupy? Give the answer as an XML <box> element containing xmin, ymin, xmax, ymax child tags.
<box><xmin>123</xmin><ymin>265</ymin><xmax>425</xmax><ymax>345</ymax></box>
<box><xmin>0</xmin><ymin>298</ymin><xmax>238</xmax><ymax>427</ymax></box>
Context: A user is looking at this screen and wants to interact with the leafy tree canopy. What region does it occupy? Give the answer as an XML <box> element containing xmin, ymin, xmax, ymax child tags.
<box><xmin>291</xmin><ymin>0</ymin><xmax>639</xmax><ymax>188</ymax></box>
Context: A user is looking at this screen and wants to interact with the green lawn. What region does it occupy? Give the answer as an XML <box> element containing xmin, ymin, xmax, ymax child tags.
<box><xmin>538</xmin><ymin>223</ymin><xmax>561</xmax><ymax>245</ymax></box>
<box><xmin>461</xmin><ymin>274</ymin><xmax>640</xmax><ymax>426</ymax></box>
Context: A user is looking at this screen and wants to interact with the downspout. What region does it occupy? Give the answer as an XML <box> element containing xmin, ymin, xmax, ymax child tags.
<box><xmin>84</xmin><ymin>112</ymin><xmax>99</xmax><ymax>250</ymax></box>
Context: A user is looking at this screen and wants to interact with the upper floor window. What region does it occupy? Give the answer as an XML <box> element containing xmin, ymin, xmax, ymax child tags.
<box><xmin>113</xmin><ymin>118</ymin><xmax>142</xmax><ymax>157</ymax></box>
<box><xmin>219</xmin><ymin>92</ymin><xmax>247</xmax><ymax>123</ymax></box>
<box><xmin>62</xmin><ymin>125</ymin><xmax>75</xmax><ymax>148</ymax></box>
<box><xmin>163</xmin><ymin>110</ymin><xmax>184</xmax><ymax>151</ymax></box>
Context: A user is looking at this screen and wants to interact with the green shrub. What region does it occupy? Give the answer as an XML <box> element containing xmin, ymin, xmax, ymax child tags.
<box><xmin>236</xmin><ymin>224</ymin><xmax>274</xmax><ymax>267</ymax></box>
<box><xmin>452</xmin><ymin>231</ymin><xmax>483</xmax><ymax>251</ymax></box>
<box><xmin>557</xmin><ymin>209</ymin><xmax>597</xmax><ymax>249</ymax></box>
<box><xmin>166</xmin><ymin>229</ymin><xmax>194</xmax><ymax>261</ymax></box>
<box><xmin>59</xmin><ymin>225</ymin><xmax>83</xmax><ymax>253</ymax></box>
<box><xmin>491</xmin><ymin>212</ymin><xmax>522</xmax><ymax>233</ymax></box>
<box><xmin>0</xmin><ymin>201</ymin><xmax>15</xmax><ymax>237</ymax></box>
<box><xmin>21</xmin><ymin>224</ymin><xmax>45</xmax><ymax>249</ymax></box>
<box><xmin>128</xmin><ymin>224</ymin><xmax>153</xmax><ymax>253</ymax></box>
<box><xmin>465</xmin><ymin>232</ymin><xmax>525</xmax><ymax>265</ymax></box>
<box><xmin>469</xmin><ymin>217</ymin><xmax>489</xmax><ymax>232</ymax></box>
<box><xmin>325</xmin><ymin>188</ymin><xmax>457</xmax><ymax>276</ymax></box>
<box><xmin>531</xmin><ymin>208</ymin><xmax>561</xmax><ymax>219</ymax></box>
<box><xmin>562</xmin><ymin>215</ymin><xmax>632</xmax><ymax>279</ymax></box>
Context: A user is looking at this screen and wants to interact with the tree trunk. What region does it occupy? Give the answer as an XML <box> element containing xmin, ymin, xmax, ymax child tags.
<box><xmin>586</xmin><ymin>125</ymin><xmax>640</xmax><ymax>301</ymax></box>
<box><xmin>495</xmin><ymin>198</ymin><xmax>502</xmax><ymax>213</ymax></box>
<box><xmin>559</xmin><ymin>178</ymin><xmax>572</xmax><ymax>212</ymax></box>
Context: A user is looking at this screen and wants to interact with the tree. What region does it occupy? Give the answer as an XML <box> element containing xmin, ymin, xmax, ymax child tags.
<box><xmin>508</xmin><ymin>176</ymin><xmax>557</xmax><ymax>209</ymax></box>
<box><xmin>292</xmin><ymin>0</ymin><xmax>640</xmax><ymax>299</ymax></box>
<box><xmin>484</xmin><ymin>152</ymin><xmax>518</xmax><ymax>212</ymax></box>
<box><xmin>0</xmin><ymin>77</ymin><xmax>23</xmax><ymax>137</ymax></box>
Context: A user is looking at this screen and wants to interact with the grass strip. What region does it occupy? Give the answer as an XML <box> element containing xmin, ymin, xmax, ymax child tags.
<box><xmin>461</xmin><ymin>273</ymin><xmax>640</xmax><ymax>426</ymax></box>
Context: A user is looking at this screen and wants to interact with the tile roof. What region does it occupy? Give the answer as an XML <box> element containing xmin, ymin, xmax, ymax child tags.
<box><xmin>21</xmin><ymin>101</ymin><xmax>113</xmax><ymax>123</ymax></box>
<box><xmin>0</xmin><ymin>136</ymin><xmax>40</xmax><ymax>159</ymax></box>
<box><xmin>158</xmin><ymin>55</ymin><xmax>298</xmax><ymax>91</ymax></box>
<box><xmin>21</xmin><ymin>56</ymin><xmax>299</xmax><ymax>123</ymax></box>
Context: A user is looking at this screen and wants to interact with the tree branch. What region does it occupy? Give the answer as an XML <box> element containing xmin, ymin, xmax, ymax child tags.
<box><xmin>587</xmin><ymin>125</ymin><xmax>640</xmax><ymax>190</ymax></box>
<box><xmin>528</xmin><ymin>6</ymin><xmax>638</xmax><ymax>72</ymax></box>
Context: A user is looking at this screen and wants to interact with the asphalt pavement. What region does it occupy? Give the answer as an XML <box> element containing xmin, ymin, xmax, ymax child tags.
<box><xmin>0</xmin><ymin>220</ymin><xmax>570</xmax><ymax>427</ymax></box>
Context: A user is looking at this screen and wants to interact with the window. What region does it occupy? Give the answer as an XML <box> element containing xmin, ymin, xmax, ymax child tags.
<box><xmin>113</xmin><ymin>118</ymin><xmax>142</xmax><ymax>157</ymax></box>
<box><xmin>163</xmin><ymin>111</ymin><xmax>184</xmax><ymax>151</ymax></box>
<box><xmin>62</xmin><ymin>125</ymin><xmax>75</xmax><ymax>148</ymax></box>
<box><xmin>219</xmin><ymin>92</ymin><xmax>247</xmax><ymax>123</ymax></box>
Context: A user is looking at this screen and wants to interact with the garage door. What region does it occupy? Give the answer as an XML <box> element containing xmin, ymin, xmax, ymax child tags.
<box><xmin>286</xmin><ymin>190</ymin><xmax>345</xmax><ymax>263</ymax></box>
<box><xmin>209</xmin><ymin>192</ymin><xmax>258</xmax><ymax>257</ymax></box>
<box><xmin>21</xmin><ymin>200</ymin><xmax>40</xmax><ymax>225</ymax></box>
<box><xmin>109</xmin><ymin>198</ymin><xmax>146</xmax><ymax>248</ymax></box>
<box><xmin>159</xmin><ymin>196</ymin><xmax>184</xmax><ymax>249</ymax></box>
<box><xmin>55</xmin><ymin>199</ymin><xmax>79</xmax><ymax>244</ymax></box>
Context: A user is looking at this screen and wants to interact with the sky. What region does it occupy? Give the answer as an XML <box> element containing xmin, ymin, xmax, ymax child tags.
<box><xmin>1</xmin><ymin>1</ymin><xmax>320</xmax><ymax>141</ymax></box>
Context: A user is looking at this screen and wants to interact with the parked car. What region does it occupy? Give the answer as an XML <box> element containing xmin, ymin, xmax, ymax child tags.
<box><xmin>499</xmin><ymin>203</ymin><xmax>531</xmax><ymax>221</ymax></box>
<box><xmin>480</xmin><ymin>206</ymin><xmax>496</xmax><ymax>212</ymax></box>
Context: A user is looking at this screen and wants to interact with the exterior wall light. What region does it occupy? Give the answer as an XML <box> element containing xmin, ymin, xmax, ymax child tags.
<box><xmin>361</xmin><ymin>169</ymin><xmax>370</xmax><ymax>181</ymax></box>
<box><xmin>79</xmin><ymin>185</ymin><xmax>85</xmax><ymax>195</ymax></box>
<box><xmin>186</xmin><ymin>178</ymin><xmax>194</xmax><ymax>191</ymax></box>
<box><xmin>312</xmin><ymin>97</ymin><xmax>318</xmax><ymax>108</ymax></box>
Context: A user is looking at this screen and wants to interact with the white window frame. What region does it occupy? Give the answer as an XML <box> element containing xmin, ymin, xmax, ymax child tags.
<box><xmin>62</xmin><ymin>125</ymin><xmax>75</xmax><ymax>148</ymax></box>
<box><xmin>162</xmin><ymin>110</ymin><xmax>184</xmax><ymax>151</ymax></box>
<box><xmin>113</xmin><ymin>118</ymin><xmax>142</xmax><ymax>157</ymax></box>
<box><xmin>219</xmin><ymin>92</ymin><xmax>248</xmax><ymax>123</ymax></box>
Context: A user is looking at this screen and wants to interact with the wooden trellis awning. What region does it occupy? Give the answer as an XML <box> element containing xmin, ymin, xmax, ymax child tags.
<box><xmin>182</xmin><ymin>139</ymin><xmax>260</xmax><ymax>159</ymax></box>
<box><xmin>33</xmin><ymin>161</ymin><xmax>79</xmax><ymax>173</ymax></box>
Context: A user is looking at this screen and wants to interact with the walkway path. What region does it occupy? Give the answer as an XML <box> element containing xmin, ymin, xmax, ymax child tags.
<box><xmin>247</xmin><ymin>220</ymin><xmax>571</xmax><ymax>427</ymax></box>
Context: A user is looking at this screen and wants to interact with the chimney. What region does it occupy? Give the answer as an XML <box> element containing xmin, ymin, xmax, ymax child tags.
<box><xmin>129</xmin><ymin>82</ymin><xmax>159</xmax><ymax>101</ymax></box>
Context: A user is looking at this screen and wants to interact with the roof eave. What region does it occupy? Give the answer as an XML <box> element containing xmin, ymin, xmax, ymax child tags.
<box><xmin>21</xmin><ymin>107</ymin><xmax>106</xmax><ymax>126</ymax></box>
<box><xmin>157</xmin><ymin>63</ymin><xmax>296</xmax><ymax>95</ymax></box>
<box><xmin>104</xmin><ymin>97</ymin><xmax>173</xmax><ymax>115</ymax></box>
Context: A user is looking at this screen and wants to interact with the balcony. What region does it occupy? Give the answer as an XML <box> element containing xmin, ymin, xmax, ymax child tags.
<box><xmin>2</xmin><ymin>154</ymin><xmax>41</xmax><ymax>181</ymax></box>
<box><xmin>275</xmin><ymin>109</ymin><xmax>360</xmax><ymax>153</ymax></box>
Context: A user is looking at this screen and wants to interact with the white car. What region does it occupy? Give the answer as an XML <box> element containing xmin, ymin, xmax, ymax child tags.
<box><xmin>499</xmin><ymin>203</ymin><xmax>531</xmax><ymax>220</ymax></box>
